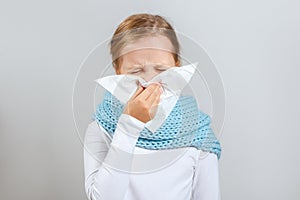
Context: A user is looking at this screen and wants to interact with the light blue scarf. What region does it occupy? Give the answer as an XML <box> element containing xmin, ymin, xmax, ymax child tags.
<box><xmin>93</xmin><ymin>89</ymin><xmax>222</xmax><ymax>160</ymax></box>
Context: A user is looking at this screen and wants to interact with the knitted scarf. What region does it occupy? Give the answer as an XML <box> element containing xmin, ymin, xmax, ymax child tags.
<box><xmin>93</xmin><ymin>89</ymin><xmax>222</xmax><ymax>160</ymax></box>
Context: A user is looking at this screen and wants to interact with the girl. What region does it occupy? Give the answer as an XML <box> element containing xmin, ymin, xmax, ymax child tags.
<box><xmin>84</xmin><ymin>13</ymin><xmax>222</xmax><ymax>200</ymax></box>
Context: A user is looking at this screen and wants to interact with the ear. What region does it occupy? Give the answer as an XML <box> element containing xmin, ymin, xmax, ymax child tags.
<box><xmin>175</xmin><ymin>60</ymin><xmax>180</xmax><ymax>67</ymax></box>
<box><xmin>115</xmin><ymin>67</ymin><xmax>121</xmax><ymax>75</ymax></box>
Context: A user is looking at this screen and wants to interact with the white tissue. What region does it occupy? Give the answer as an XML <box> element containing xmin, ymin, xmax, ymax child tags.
<box><xmin>94</xmin><ymin>62</ymin><xmax>198</xmax><ymax>133</ymax></box>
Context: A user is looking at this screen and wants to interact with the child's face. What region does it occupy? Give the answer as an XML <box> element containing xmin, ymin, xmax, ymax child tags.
<box><xmin>116</xmin><ymin>35</ymin><xmax>180</xmax><ymax>82</ymax></box>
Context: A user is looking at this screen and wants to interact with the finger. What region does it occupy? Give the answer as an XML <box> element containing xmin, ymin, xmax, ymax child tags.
<box><xmin>130</xmin><ymin>85</ymin><xmax>144</xmax><ymax>100</ymax></box>
<box><xmin>139</xmin><ymin>83</ymin><xmax>160</xmax><ymax>101</ymax></box>
<box><xmin>145</xmin><ymin>86</ymin><xmax>161</xmax><ymax>106</ymax></box>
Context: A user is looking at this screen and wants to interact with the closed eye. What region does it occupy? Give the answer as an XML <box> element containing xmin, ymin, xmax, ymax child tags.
<box><xmin>130</xmin><ymin>69</ymin><xmax>166</xmax><ymax>74</ymax></box>
<box><xmin>129</xmin><ymin>67</ymin><xmax>168</xmax><ymax>74</ymax></box>
<box><xmin>130</xmin><ymin>70</ymin><xmax>141</xmax><ymax>74</ymax></box>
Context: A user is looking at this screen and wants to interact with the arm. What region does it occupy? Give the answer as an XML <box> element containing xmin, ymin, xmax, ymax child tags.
<box><xmin>83</xmin><ymin>113</ymin><xmax>145</xmax><ymax>200</ymax></box>
<box><xmin>191</xmin><ymin>151</ymin><xmax>222</xmax><ymax>200</ymax></box>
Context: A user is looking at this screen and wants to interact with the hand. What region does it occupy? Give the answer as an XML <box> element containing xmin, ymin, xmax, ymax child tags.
<box><xmin>123</xmin><ymin>83</ymin><xmax>163</xmax><ymax>123</ymax></box>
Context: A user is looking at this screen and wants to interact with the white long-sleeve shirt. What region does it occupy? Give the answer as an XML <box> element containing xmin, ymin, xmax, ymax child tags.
<box><xmin>83</xmin><ymin>113</ymin><xmax>221</xmax><ymax>200</ymax></box>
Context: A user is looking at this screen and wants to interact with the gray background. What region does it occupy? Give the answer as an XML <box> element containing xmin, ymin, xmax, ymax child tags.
<box><xmin>1</xmin><ymin>0</ymin><xmax>299</xmax><ymax>200</ymax></box>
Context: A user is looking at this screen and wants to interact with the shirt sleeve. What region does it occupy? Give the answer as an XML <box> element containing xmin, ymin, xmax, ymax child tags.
<box><xmin>191</xmin><ymin>151</ymin><xmax>222</xmax><ymax>200</ymax></box>
<box><xmin>83</xmin><ymin>113</ymin><xmax>145</xmax><ymax>200</ymax></box>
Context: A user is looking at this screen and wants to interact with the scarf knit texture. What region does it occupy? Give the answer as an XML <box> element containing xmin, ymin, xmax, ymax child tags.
<box><xmin>93</xmin><ymin>89</ymin><xmax>222</xmax><ymax>160</ymax></box>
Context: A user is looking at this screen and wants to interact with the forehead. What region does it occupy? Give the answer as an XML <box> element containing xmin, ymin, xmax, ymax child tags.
<box><xmin>121</xmin><ymin>35</ymin><xmax>174</xmax><ymax>55</ymax></box>
<box><xmin>122</xmin><ymin>49</ymin><xmax>174</xmax><ymax>67</ymax></box>
<box><xmin>119</xmin><ymin>35</ymin><xmax>175</xmax><ymax>68</ymax></box>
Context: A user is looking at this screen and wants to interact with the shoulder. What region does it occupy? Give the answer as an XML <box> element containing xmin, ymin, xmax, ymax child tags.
<box><xmin>85</xmin><ymin>120</ymin><xmax>105</xmax><ymax>134</ymax></box>
<box><xmin>84</xmin><ymin>113</ymin><xmax>145</xmax><ymax>143</ymax></box>
<box><xmin>84</xmin><ymin>120</ymin><xmax>112</xmax><ymax>143</ymax></box>
<box><xmin>195</xmin><ymin>150</ymin><xmax>219</xmax><ymax>166</ymax></box>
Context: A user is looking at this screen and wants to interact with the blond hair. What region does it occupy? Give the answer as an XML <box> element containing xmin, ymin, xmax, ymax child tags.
<box><xmin>110</xmin><ymin>13</ymin><xmax>181</xmax><ymax>71</ymax></box>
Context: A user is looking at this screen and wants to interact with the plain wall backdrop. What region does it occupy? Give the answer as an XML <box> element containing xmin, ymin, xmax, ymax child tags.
<box><xmin>1</xmin><ymin>0</ymin><xmax>299</xmax><ymax>200</ymax></box>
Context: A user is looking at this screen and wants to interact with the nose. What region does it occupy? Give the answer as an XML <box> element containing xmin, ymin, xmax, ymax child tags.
<box><xmin>141</xmin><ymin>70</ymin><xmax>160</xmax><ymax>82</ymax></box>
